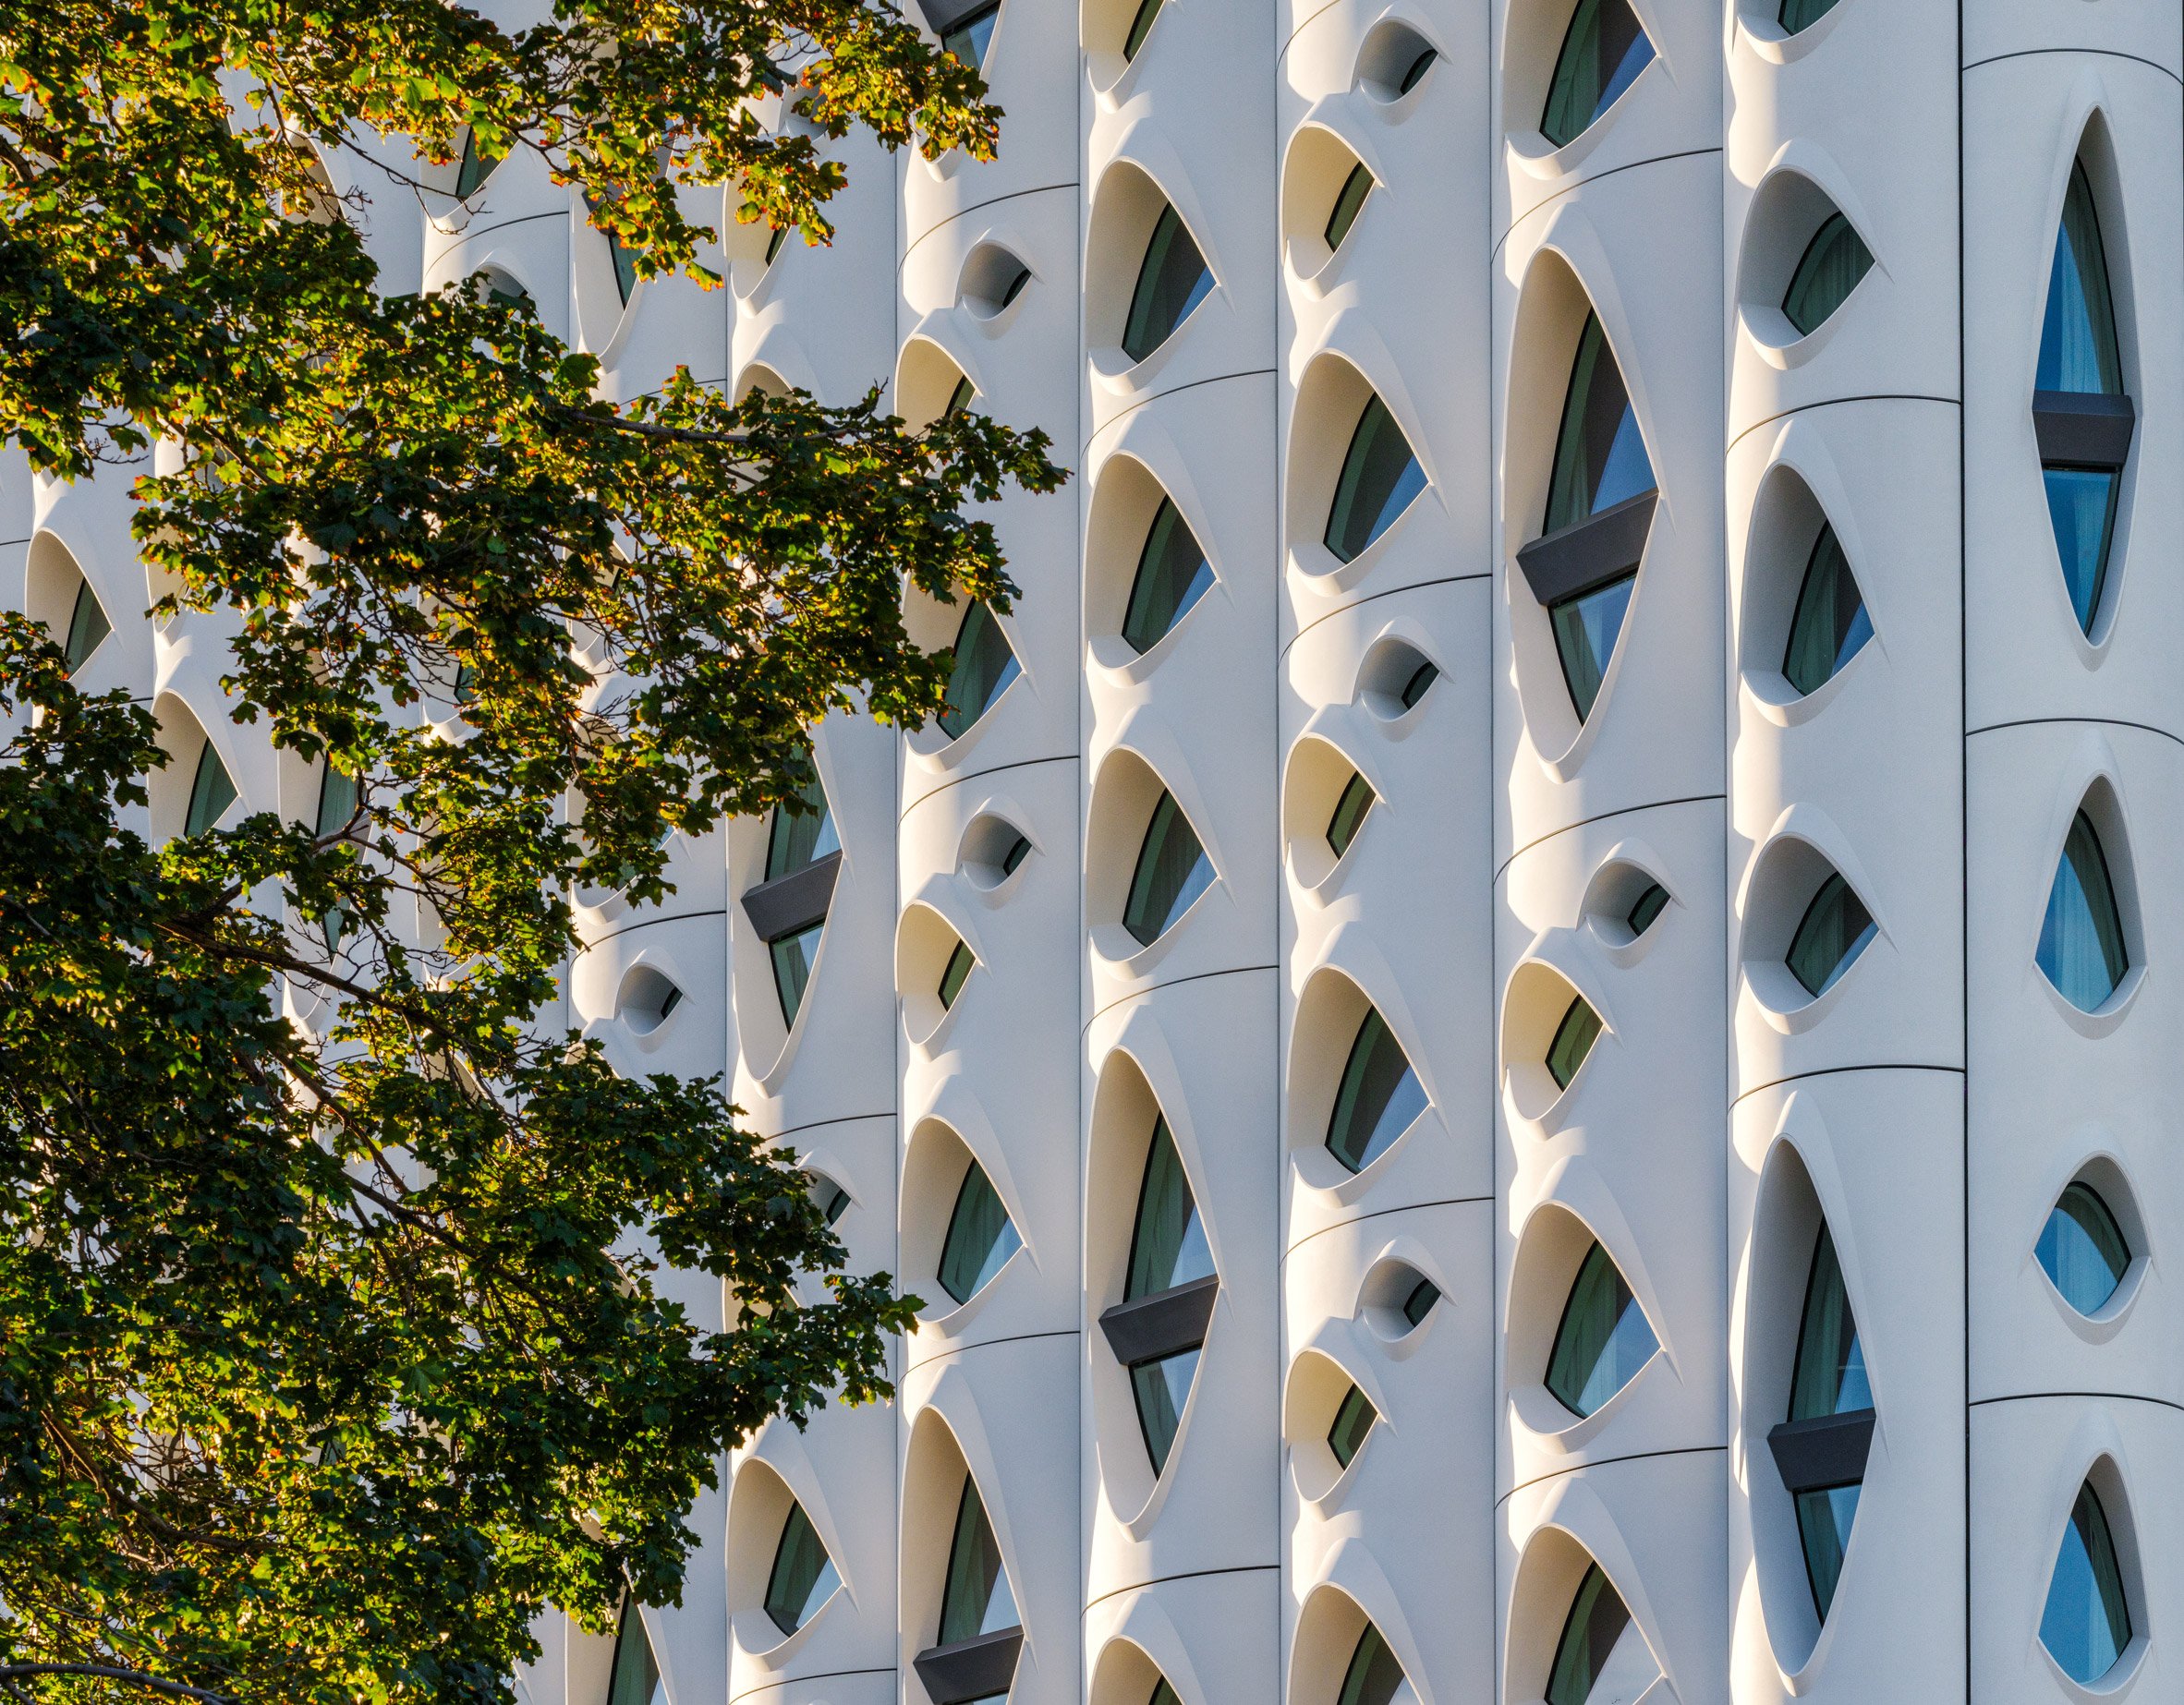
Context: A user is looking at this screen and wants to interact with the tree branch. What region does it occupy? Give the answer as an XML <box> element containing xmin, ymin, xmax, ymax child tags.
<box><xmin>0</xmin><ymin>1665</ymin><xmax>234</xmax><ymax>1705</ymax></box>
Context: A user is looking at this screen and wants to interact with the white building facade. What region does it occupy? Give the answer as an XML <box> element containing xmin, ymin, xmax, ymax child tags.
<box><xmin>11</xmin><ymin>1</ymin><xmax>2183</xmax><ymax>1702</ymax></box>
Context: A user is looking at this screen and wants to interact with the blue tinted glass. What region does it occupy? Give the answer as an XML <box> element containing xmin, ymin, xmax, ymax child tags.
<box><xmin>2041</xmin><ymin>1482</ymin><xmax>2132</xmax><ymax>1684</ymax></box>
<box><xmin>2043</xmin><ymin>466</ymin><xmax>2118</xmax><ymax>635</ymax></box>
<box><xmin>1548</xmin><ymin>572</ymin><xmax>1634</xmax><ymax>722</ymax></box>
<box><xmin>2037</xmin><ymin>811</ymin><xmax>2128</xmax><ymax>1011</ymax></box>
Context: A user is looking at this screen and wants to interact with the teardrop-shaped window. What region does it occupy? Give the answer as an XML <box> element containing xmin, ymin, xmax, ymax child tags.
<box><xmin>1337</xmin><ymin>1623</ymin><xmax>1408</xmax><ymax>1705</ymax></box>
<box><xmin>2037</xmin><ymin>162</ymin><xmax>2129</xmax><ymax>635</ymax></box>
<box><xmin>1785</xmin><ymin>872</ymin><xmax>1875</xmax><ymax>998</ymax></box>
<box><xmin>760</xmin><ymin>765</ymin><xmax>840</xmax><ymax>1026</ymax></box>
<box><xmin>184</xmin><ymin>736</ymin><xmax>238</xmax><ymax>837</ymax></box>
<box><xmin>1540</xmin><ymin>0</ymin><xmax>1656</xmax><ymax>149</ymax></box>
<box><xmin>606</xmin><ymin>1596</ymin><xmax>665</xmax><ymax>1705</ymax></box>
<box><xmin>1325</xmin><ymin>1007</ymin><xmax>1427</xmax><ymax>1173</ymax></box>
<box><xmin>1122</xmin><ymin>0</ymin><xmax>1165</xmax><ymax>59</ymax></box>
<box><xmin>2037</xmin><ymin>1181</ymin><xmax>2131</xmax><ymax>1316</ymax></box>
<box><xmin>765</xmin><ymin>1502</ymin><xmax>843</xmax><ymax>1635</ymax></box>
<box><xmin>939</xmin><ymin>1477</ymin><xmax>1020</xmax><ymax>1643</ymax></box>
<box><xmin>1781</xmin><ymin>213</ymin><xmax>1874</xmax><ymax>337</ymax></box>
<box><xmin>937</xmin><ymin>1159</ymin><xmax>1022</xmax><ymax>1305</ymax></box>
<box><xmin>937</xmin><ymin>938</ymin><xmax>975</xmax><ymax>1010</ymax></box>
<box><xmin>1122</xmin><ymin>205</ymin><xmax>1213</xmax><ymax>363</ymax></box>
<box><xmin>2037</xmin><ymin>809</ymin><xmax>2127</xmax><ymax>1011</ymax></box>
<box><xmin>1545</xmin><ymin>1241</ymin><xmax>1657</xmax><ymax>1417</ymax></box>
<box><xmin>1781</xmin><ymin>524</ymin><xmax>1872</xmax><ymax>695</ymax></box>
<box><xmin>938</xmin><ymin>601</ymin><xmax>1021</xmax><ymax>739</ymax></box>
<box><xmin>1546</xmin><ymin>1565</ymin><xmax>1644</xmax><ymax>1705</ymax></box>
<box><xmin>63</xmin><ymin>578</ymin><xmax>111</xmax><ymax>674</ymax></box>
<box><xmin>1325</xmin><ymin>772</ymin><xmax>1375</xmax><ymax>858</ymax></box>
<box><xmin>2041</xmin><ymin>1481</ymin><xmax>2132</xmax><ymax>1684</ymax></box>
<box><xmin>1787</xmin><ymin>1224</ymin><xmax>1871</xmax><ymax>1621</ymax></box>
<box><xmin>1122</xmin><ymin>497</ymin><xmax>1214</xmax><ymax>654</ymax></box>
<box><xmin>1324</xmin><ymin>163</ymin><xmax>1374</xmax><ymax>253</ymax></box>
<box><xmin>1545</xmin><ymin>994</ymin><xmax>1603</xmax><ymax>1091</ymax></box>
<box><xmin>1778</xmin><ymin>0</ymin><xmax>1838</xmax><ymax>33</ymax></box>
<box><xmin>1327</xmin><ymin>1382</ymin><xmax>1377</xmax><ymax>1468</ymax></box>
<box><xmin>1122</xmin><ymin>791</ymin><xmax>1214</xmax><ymax>946</ymax></box>
<box><xmin>1122</xmin><ymin>1116</ymin><xmax>1215</xmax><ymax>1473</ymax></box>
<box><xmin>1324</xmin><ymin>394</ymin><xmax>1426</xmax><ymax>563</ymax></box>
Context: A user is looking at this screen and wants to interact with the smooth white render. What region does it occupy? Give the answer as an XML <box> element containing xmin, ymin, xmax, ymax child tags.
<box><xmin>9</xmin><ymin>1</ymin><xmax>2182</xmax><ymax>1701</ymax></box>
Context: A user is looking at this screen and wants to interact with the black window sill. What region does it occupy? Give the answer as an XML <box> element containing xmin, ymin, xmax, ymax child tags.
<box><xmin>2034</xmin><ymin>390</ymin><xmax>2134</xmax><ymax>470</ymax></box>
<box><xmin>1098</xmin><ymin>1272</ymin><xmax>1218</xmax><ymax>1368</ymax></box>
<box><xmin>1767</xmin><ymin>1407</ymin><xmax>1875</xmax><ymax>1495</ymax></box>
<box><xmin>1514</xmin><ymin>489</ymin><xmax>1657</xmax><ymax>608</ymax></box>
<box><xmin>741</xmin><ymin>849</ymin><xmax>841</xmax><ymax>943</ymax></box>
<box><xmin>914</xmin><ymin>1625</ymin><xmax>1024</xmax><ymax>1705</ymax></box>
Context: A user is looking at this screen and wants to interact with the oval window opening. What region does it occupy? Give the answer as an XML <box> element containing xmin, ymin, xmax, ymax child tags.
<box><xmin>1324</xmin><ymin>394</ymin><xmax>1426</xmax><ymax>563</ymax></box>
<box><xmin>2041</xmin><ymin>1481</ymin><xmax>2132</xmax><ymax>1685</ymax></box>
<box><xmin>1122</xmin><ymin>791</ymin><xmax>1214</xmax><ymax>946</ymax></box>
<box><xmin>1122</xmin><ymin>205</ymin><xmax>1213</xmax><ymax>363</ymax></box>
<box><xmin>1325</xmin><ymin>1007</ymin><xmax>1426</xmax><ymax>1173</ymax></box>
<box><xmin>1780</xmin><ymin>524</ymin><xmax>1871</xmax><ymax>696</ymax></box>
<box><xmin>937</xmin><ymin>1160</ymin><xmax>1022</xmax><ymax>1305</ymax></box>
<box><xmin>1540</xmin><ymin>0</ymin><xmax>1655</xmax><ymax>149</ymax></box>
<box><xmin>1544</xmin><ymin>1241</ymin><xmax>1656</xmax><ymax>1418</ymax></box>
<box><xmin>1780</xmin><ymin>213</ymin><xmax>1873</xmax><ymax>337</ymax></box>
<box><xmin>764</xmin><ymin>1502</ymin><xmax>841</xmax><ymax>1636</ymax></box>
<box><xmin>2037</xmin><ymin>809</ymin><xmax>2127</xmax><ymax>1012</ymax></box>
<box><xmin>1785</xmin><ymin>872</ymin><xmax>1875</xmax><ymax>998</ymax></box>
<box><xmin>2037</xmin><ymin>1182</ymin><xmax>2130</xmax><ymax>1315</ymax></box>
<box><xmin>1122</xmin><ymin>497</ymin><xmax>1214</xmax><ymax>654</ymax></box>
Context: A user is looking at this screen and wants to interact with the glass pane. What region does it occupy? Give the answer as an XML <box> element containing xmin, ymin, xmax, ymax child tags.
<box><xmin>1337</xmin><ymin>1624</ymin><xmax>1407</xmax><ymax>1705</ymax></box>
<box><xmin>939</xmin><ymin>601</ymin><xmax>1021</xmax><ymax>739</ymax></box>
<box><xmin>1122</xmin><ymin>206</ymin><xmax>1213</xmax><ymax>363</ymax></box>
<box><xmin>606</xmin><ymin>228</ymin><xmax>639</xmax><ymax>305</ymax></box>
<box><xmin>1781</xmin><ymin>213</ymin><xmax>1874</xmax><ymax>337</ymax></box>
<box><xmin>808</xmin><ymin>1172</ymin><xmax>851</xmax><ymax>1226</ymax></box>
<box><xmin>1127</xmin><ymin>1116</ymin><xmax>1215</xmax><ymax>1299</ymax></box>
<box><xmin>1326</xmin><ymin>773</ymin><xmax>1375</xmax><ymax>858</ymax></box>
<box><xmin>1625</xmin><ymin>882</ymin><xmax>1668</xmax><ymax>937</ymax></box>
<box><xmin>2042</xmin><ymin>1481</ymin><xmax>2132</xmax><ymax>1684</ymax></box>
<box><xmin>938</xmin><ymin>939</ymin><xmax>975</xmax><ymax>1010</ymax></box>
<box><xmin>1324</xmin><ymin>163</ymin><xmax>1373</xmax><ymax>252</ymax></box>
<box><xmin>1122</xmin><ymin>0</ymin><xmax>1165</xmax><ymax>58</ymax></box>
<box><xmin>315</xmin><ymin>762</ymin><xmax>360</xmax><ymax>950</ymax></box>
<box><xmin>1781</xmin><ymin>525</ymin><xmax>1871</xmax><ymax>695</ymax></box>
<box><xmin>1401</xmin><ymin>1277</ymin><xmax>1440</xmax><ymax>1327</ymax></box>
<box><xmin>185</xmin><ymin>738</ymin><xmax>238</xmax><ymax>836</ymax></box>
<box><xmin>1795</xmin><ymin>1484</ymin><xmax>1860</xmax><ymax>1623</ymax></box>
<box><xmin>1548</xmin><ymin>571</ymin><xmax>1634</xmax><ymax>724</ymax></box>
<box><xmin>945</xmin><ymin>376</ymin><xmax>977</xmax><ymax>417</ymax></box>
<box><xmin>1545</xmin><ymin>315</ymin><xmax>1654</xmax><ymax>534</ymax></box>
<box><xmin>1001</xmin><ymin>834</ymin><xmax>1032</xmax><ymax>875</ymax></box>
<box><xmin>2037</xmin><ymin>810</ymin><xmax>2128</xmax><ymax>1011</ymax></box>
<box><xmin>1122</xmin><ymin>792</ymin><xmax>1214</xmax><ymax>946</ymax></box>
<box><xmin>1397</xmin><ymin>47</ymin><xmax>1437</xmax><ymax>94</ymax></box>
<box><xmin>2044</xmin><ymin>466</ymin><xmax>2118</xmax><ymax>635</ymax></box>
<box><xmin>2037</xmin><ymin>1182</ymin><xmax>2130</xmax><ymax>1315</ymax></box>
<box><xmin>770</xmin><ymin>923</ymin><xmax>823</xmax><ymax>1025</ymax></box>
<box><xmin>1148</xmin><ymin>1683</ymin><xmax>1182</xmax><ymax>1705</ymax></box>
<box><xmin>606</xmin><ymin>1598</ymin><xmax>664</xmax><ymax>1705</ymax></box>
<box><xmin>63</xmin><ymin>578</ymin><xmax>110</xmax><ymax>673</ymax></box>
<box><xmin>1545</xmin><ymin>1241</ymin><xmax>1657</xmax><ymax>1418</ymax></box>
<box><xmin>1785</xmin><ymin>873</ymin><xmax>1875</xmax><ymax>998</ymax></box>
<box><xmin>1545</xmin><ymin>995</ymin><xmax>1602</xmax><ymax>1092</ymax></box>
<box><xmin>940</xmin><ymin>1478</ymin><xmax>1018</xmax><ymax>1645</ymax></box>
<box><xmin>1541</xmin><ymin>0</ymin><xmax>1655</xmax><ymax>149</ymax></box>
<box><xmin>938</xmin><ymin>1161</ymin><xmax>1021</xmax><ymax>1305</ymax></box>
<box><xmin>2037</xmin><ymin>163</ymin><xmax>2123</xmax><ymax>396</ymax></box>
<box><xmin>1546</xmin><ymin>1565</ymin><xmax>1633</xmax><ymax>1705</ymax></box>
<box><xmin>1324</xmin><ymin>395</ymin><xmax>1426</xmax><ymax>563</ymax></box>
<box><xmin>1790</xmin><ymin>1225</ymin><xmax>1871</xmax><ymax>1420</ymax></box>
<box><xmin>1325</xmin><ymin>1008</ymin><xmax>1426</xmax><ymax>1173</ymax></box>
<box><xmin>1778</xmin><ymin>0</ymin><xmax>1838</xmax><ymax>30</ymax></box>
<box><xmin>1122</xmin><ymin>497</ymin><xmax>1214</xmax><ymax>654</ymax></box>
<box><xmin>1326</xmin><ymin>1384</ymin><xmax>1377</xmax><ymax>1468</ymax></box>
<box><xmin>942</xmin><ymin>6</ymin><xmax>999</xmax><ymax>68</ymax></box>
<box><xmin>766</xmin><ymin>767</ymin><xmax>839</xmax><ymax>880</ymax></box>
<box><xmin>455</xmin><ymin>128</ymin><xmax>504</xmax><ymax>200</ymax></box>
<box><xmin>765</xmin><ymin>1503</ymin><xmax>841</xmax><ymax>1636</ymax></box>
<box><xmin>1399</xmin><ymin>659</ymin><xmax>1438</xmax><ymax>708</ymax></box>
<box><xmin>1131</xmin><ymin>1347</ymin><xmax>1199</xmax><ymax>1473</ymax></box>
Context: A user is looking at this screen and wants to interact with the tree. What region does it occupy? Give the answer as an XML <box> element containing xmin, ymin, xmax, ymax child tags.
<box><xmin>0</xmin><ymin>0</ymin><xmax>1062</xmax><ymax>1700</ymax></box>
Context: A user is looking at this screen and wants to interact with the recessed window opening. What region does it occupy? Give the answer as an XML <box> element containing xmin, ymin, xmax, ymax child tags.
<box><xmin>1099</xmin><ymin>1116</ymin><xmax>1218</xmax><ymax>1474</ymax></box>
<box><xmin>455</xmin><ymin>127</ymin><xmax>504</xmax><ymax>200</ymax></box>
<box><xmin>1785</xmin><ymin>872</ymin><xmax>1875</xmax><ymax>998</ymax></box>
<box><xmin>1780</xmin><ymin>524</ymin><xmax>1871</xmax><ymax>696</ymax></box>
<box><xmin>1326</xmin><ymin>1382</ymin><xmax>1376</xmax><ymax>1468</ymax></box>
<box><xmin>2038</xmin><ymin>1182</ymin><xmax>2130</xmax><ymax>1315</ymax></box>
<box><xmin>916</xmin><ymin>1472</ymin><xmax>1023</xmax><ymax>1705</ymax></box>
<box><xmin>1336</xmin><ymin>1623</ymin><xmax>1407</xmax><ymax>1705</ymax></box>
<box><xmin>1399</xmin><ymin>659</ymin><xmax>1438</xmax><ymax>707</ymax></box>
<box><xmin>1545</xmin><ymin>994</ymin><xmax>1602</xmax><ymax>1091</ymax></box>
<box><xmin>2042</xmin><ymin>1480</ymin><xmax>2132</xmax><ymax>1685</ymax></box>
<box><xmin>2038</xmin><ymin>809</ymin><xmax>2127</xmax><ymax>1012</ymax></box>
<box><xmin>764</xmin><ymin>225</ymin><xmax>787</xmax><ymax>266</ymax></box>
<box><xmin>746</xmin><ymin>765</ymin><xmax>842</xmax><ymax>1027</ymax></box>
<box><xmin>937</xmin><ymin>1159</ymin><xmax>1022</xmax><ymax>1305</ymax></box>
<box><xmin>1544</xmin><ymin>1241</ymin><xmax>1656</xmax><ymax>1418</ymax></box>
<box><xmin>1547</xmin><ymin>1565</ymin><xmax>1643</xmax><ymax>1705</ymax></box>
<box><xmin>1001</xmin><ymin>834</ymin><xmax>1031</xmax><ymax>875</ymax></box>
<box><xmin>940</xmin><ymin>3</ymin><xmax>1000</xmax><ymax>68</ymax></box>
<box><xmin>1122</xmin><ymin>205</ymin><xmax>1213</xmax><ymax>364</ymax></box>
<box><xmin>1122</xmin><ymin>0</ymin><xmax>1164</xmax><ymax>60</ymax></box>
<box><xmin>1396</xmin><ymin>46</ymin><xmax>1436</xmax><ymax>93</ymax></box>
<box><xmin>2036</xmin><ymin>160</ymin><xmax>2133</xmax><ymax>635</ymax></box>
<box><xmin>1324</xmin><ymin>394</ymin><xmax>1426</xmax><ymax>563</ymax></box>
<box><xmin>1770</xmin><ymin>1224</ymin><xmax>1873</xmax><ymax>1623</ymax></box>
<box><xmin>938</xmin><ymin>601</ymin><xmax>1020</xmax><ymax>739</ymax></box>
<box><xmin>1325</xmin><ymin>1007</ymin><xmax>1426</xmax><ymax>1173</ymax></box>
<box><xmin>1517</xmin><ymin>313</ymin><xmax>1656</xmax><ymax>722</ymax></box>
<box><xmin>1540</xmin><ymin>0</ymin><xmax>1655</xmax><ymax>149</ymax></box>
<box><xmin>1778</xmin><ymin>0</ymin><xmax>1838</xmax><ymax>33</ymax></box>
<box><xmin>184</xmin><ymin>736</ymin><xmax>238</xmax><ymax>837</ymax></box>
<box><xmin>606</xmin><ymin>1596</ymin><xmax>666</xmax><ymax>1705</ymax></box>
<box><xmin>807</xmin><ymin>1170</ymin><xmax>851</xmax><ymax>1226</ymax></box>
<box><xmin>618</xmin><ymin>966</ymin><xmax>686</xmax><ymax>1035</ymax></box>
<box><xmin>1624</xmin><ymin>882</ymin><xmax>1668</xmax><ymax>937</ymax></box>
<box><xmin>770</xmin><ymin>780</ymin><xmax>841</xmax><ymax>879</ymax></box>
<box><xmin>1780</xmin><ymin>213</ymin><xmax>1872</xmax><ymax>338</ymax></box>
<box><xmin>938</xmin><ymin>938</ymin><xmax>975</xmax><ymax>1010</ymax></box>
<box><xmin>764</xmin><ymin>1502</ymin><xmax>841</xmax><ymax>1636</ymax></box>
<box><xmin>1122</xmin><ymin>791</ymin><xmax>1213</xmax><ymax>947</ymax></box>
<box><xmin>1323</xmin><ymin>164</ymin><xmax>1373</xmax><ymax>254</ymax></box>
<box><xmin>63</xmin><ymin>579</ymin><xmax>111</xmax><ymax>674</ymax></box>
<box><xmin>1401</xmin><ymin>1276</ymin><xmax>1439</xmax><ymax>1328</ymax></box>
<box><xmin>1356</xmin><ymin>21</ymin><xmax>1438</xmax><ymax>102</ymax></box>
<box><xmin>945</xmin><ymin>376</ymin><xmax>977</xmax><ymax>417</ymax></box>
<box><xmin>1325</xmin><ymin>772</ymin><xmax>1375</xmax><ymax>859</ymax></box>
<box><xmin>1122</xmin><ymin>497</ymin><xmax>1214</xmax><ymax>654</ymax></box>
